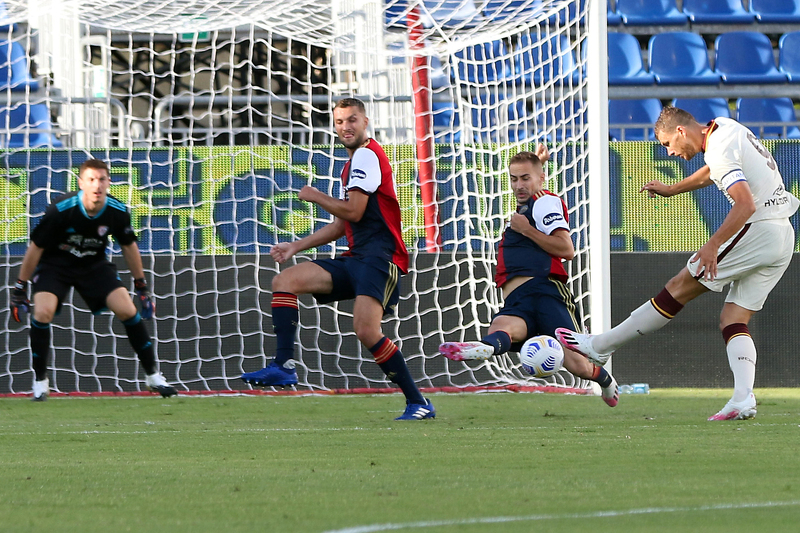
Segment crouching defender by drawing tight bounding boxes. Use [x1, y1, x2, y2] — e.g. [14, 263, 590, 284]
[10, 159, 177, 400]
[439, 146, 619, 407]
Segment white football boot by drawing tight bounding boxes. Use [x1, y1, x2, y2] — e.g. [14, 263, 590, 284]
[708, 393, 757, 421]
[555, 328, 613, 366]
[601, 373, 619, 408]
[32, 378, 49, 402]
[438, 342, 494, 361]
[145, 373, 178, 398]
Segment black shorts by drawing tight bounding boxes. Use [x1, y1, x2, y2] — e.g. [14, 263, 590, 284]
[495, 277, 582, 352]
[31, 261, 124, 314]
[312, 255, 402, 316]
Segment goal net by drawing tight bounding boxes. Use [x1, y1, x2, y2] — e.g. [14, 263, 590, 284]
[0, 0, 607, 395]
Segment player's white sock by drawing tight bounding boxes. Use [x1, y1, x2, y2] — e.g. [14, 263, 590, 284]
[593, 301, 671, 354]
[726, 334, 757, 403]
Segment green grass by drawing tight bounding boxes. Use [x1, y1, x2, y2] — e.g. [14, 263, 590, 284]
[1, 389, 799, 533]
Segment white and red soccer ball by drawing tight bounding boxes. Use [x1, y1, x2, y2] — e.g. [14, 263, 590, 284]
[519, 335, 564, 378]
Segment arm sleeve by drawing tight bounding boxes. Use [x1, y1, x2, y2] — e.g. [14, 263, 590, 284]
[532, 195, 569, 235]
[706, 136, 745, 189]
[345, 148, 381, 194]
[30, 207, 59, 249]
[112, 210, 138, 246]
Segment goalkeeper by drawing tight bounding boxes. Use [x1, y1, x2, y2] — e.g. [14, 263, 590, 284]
[9, 159, 177, 401]
[241, 98, 434, 420]
[439, 146, 619, 407]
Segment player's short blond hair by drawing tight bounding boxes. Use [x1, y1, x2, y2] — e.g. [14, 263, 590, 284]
[509, 151, 544, 167]
[655, 106, 696, 136]
[334, 97, 366, 114]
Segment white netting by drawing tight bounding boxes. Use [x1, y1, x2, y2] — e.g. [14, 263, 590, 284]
[0, 0, 601, 394]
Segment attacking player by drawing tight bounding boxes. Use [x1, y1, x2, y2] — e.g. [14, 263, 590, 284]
[557, 106, 798, 420]
[438, 146, 620, 407]
[240, 98, 434, 420]
[10, 159, 177, 400]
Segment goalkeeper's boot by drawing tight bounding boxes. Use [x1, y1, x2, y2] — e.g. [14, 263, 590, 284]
[708, 393, 757, 421]
[395, 398, 436, 420]
[32, 378, 49, 402]
[241, 361, 298, 387]
[145, 372, 179, 397]
[601, 373, 619, 408]
[555, 328, 613, 366]
[438, 342, 494, 361]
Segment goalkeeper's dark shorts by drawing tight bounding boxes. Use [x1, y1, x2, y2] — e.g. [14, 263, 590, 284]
[312, 255, 402, 316]
[494, 276, 582, 352]
[32, 261, 124, 314]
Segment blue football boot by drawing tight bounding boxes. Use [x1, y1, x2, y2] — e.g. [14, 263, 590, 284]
[241, 362, 298, 387]
[395, 398, 436, 420]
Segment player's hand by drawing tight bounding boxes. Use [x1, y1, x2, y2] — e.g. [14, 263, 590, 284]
[690, 242, 719, 281]
[509, 213, 532, 234]
[298, 185, 320, 203]
[640, 180, 672, 198]
[535, 143, 550, 163]
[133, 278, 155, 320]
[10, 279, 30, 323]
[270, 242, 297, 264]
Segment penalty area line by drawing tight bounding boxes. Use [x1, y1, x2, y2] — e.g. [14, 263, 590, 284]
[322, 500, 800, 533]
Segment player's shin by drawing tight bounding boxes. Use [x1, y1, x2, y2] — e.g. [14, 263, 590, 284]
[30, 319, 51, 381]
[122, 313, 157, 375]
[593, 288, 682, 353]
[370, 337, 425, 405]
[724, 324, 757, 402]
[272, 292, 299, 367]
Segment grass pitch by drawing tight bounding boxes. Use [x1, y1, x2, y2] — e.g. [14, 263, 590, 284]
[1, 389, 799, 533]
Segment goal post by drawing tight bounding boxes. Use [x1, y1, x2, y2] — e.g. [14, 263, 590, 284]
[0, 0, 608, 395]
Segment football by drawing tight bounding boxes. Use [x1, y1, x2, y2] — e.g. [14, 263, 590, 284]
[519, 335, 564, 378]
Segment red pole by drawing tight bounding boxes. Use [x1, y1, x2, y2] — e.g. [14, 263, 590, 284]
[406, 5, 440, 252]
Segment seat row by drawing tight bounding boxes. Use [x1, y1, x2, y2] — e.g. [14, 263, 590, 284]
[611, 30, 800, 86]
[609, 97, 800, 140]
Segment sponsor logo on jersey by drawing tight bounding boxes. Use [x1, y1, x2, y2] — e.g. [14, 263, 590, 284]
[351, 168, 367, 181]
[765, 196, 790, 207]
[98, 226, 109, 237]
[542, 213, 564, 225]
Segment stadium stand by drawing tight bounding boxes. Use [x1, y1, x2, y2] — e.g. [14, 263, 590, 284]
[714, 31, 787, 83]
[453, 39, 511, 84]
[514, 33, 581, 86]
[609, 98, 662, 140]
[648, 31, 719, 85]
[615, 0, 687, 26]
[736, 97, 800, 138]
[0, 39, 38, 91]
[608, 31, 655, 85]
[0, 103, 62, 148]
[778, 31, 800, 82]
[672, 98, 732, 122]
[682, 0, 754, 24]
[749, 0, 800, 23]
[607, 2, 622, 26]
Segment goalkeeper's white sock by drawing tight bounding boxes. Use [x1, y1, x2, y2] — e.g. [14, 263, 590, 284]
[724, 324, 756, 403]
[593, 301, 672, 354]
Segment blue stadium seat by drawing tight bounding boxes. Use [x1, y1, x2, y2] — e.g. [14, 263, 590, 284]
[470, 94, 529, 142]
[615, 0, 687, 26]
[608, 3, 622, 26]
[535, 99, 587, 141]
[385, 0, 484, 29]
[779, 31, 800, 83]
[0, 103, 62, 148]
[648, 32, 719, 85]
[0, 40, 39, 92]
[672, 98, 731, 123]
[607, 32, 655, 85]
[453, 39, 512, 84]
[514, 33, 580, 86]
[714, 32, 788, 84]
[608, 99, 662, 141]
[482, 0, 545, 23]
[432, 100, 461, 143]
[682, 0, 753, 24]
[736, 97, 800, 139]
[749, 0, 800, 23]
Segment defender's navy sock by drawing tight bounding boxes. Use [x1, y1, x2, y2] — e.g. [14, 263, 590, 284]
[591, 365, 613, 388]
[272, 292, 299, 367]
[481, 330, 512, 355]
[371, 337, 425, 405]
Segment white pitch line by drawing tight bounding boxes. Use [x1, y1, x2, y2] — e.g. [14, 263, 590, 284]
[322, 500, 800, 533]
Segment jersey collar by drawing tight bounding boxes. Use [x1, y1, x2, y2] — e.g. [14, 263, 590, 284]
[78, 191, 108, 219]
[701, 120, 718, 152]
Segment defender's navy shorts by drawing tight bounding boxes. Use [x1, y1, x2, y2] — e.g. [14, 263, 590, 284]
[312, 255, 402, 316]
[495, 277, 582, 352]
[32, 261, 124, 314]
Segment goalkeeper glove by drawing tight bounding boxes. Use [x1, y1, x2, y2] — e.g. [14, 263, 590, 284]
[10, 279, 30, 323]
[134, 277, 155, 320]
